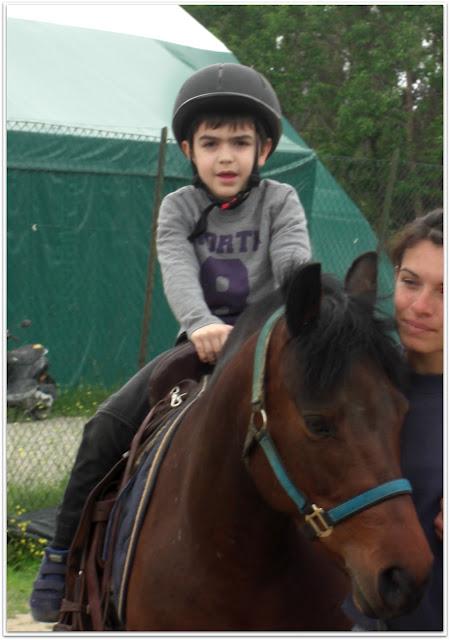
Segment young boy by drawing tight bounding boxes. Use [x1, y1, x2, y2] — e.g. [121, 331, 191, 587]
[29, 62, 311, 622]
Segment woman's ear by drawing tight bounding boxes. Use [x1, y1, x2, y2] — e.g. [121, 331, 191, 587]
[257, 139, 273, 167]
[181, 140, 192, 160]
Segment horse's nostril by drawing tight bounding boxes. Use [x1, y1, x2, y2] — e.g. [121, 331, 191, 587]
[378, 567, 424, 615]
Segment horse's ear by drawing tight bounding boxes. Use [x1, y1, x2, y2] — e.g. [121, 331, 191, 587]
[285, 262, 322, 338]
[345, 251, 378, 304]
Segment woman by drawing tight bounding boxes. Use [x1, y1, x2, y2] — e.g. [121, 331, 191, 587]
[386, 207, 443, 631]
[345, 208, 443, 631]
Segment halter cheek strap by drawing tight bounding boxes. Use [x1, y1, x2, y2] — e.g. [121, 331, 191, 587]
[243, 306, 412, 540]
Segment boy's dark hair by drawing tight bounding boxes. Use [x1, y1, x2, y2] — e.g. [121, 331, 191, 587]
[184, 111, 269, 150]
[389, 208, 443, 267]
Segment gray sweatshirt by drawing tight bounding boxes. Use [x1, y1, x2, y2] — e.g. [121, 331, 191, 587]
[157, 179, 311, 337]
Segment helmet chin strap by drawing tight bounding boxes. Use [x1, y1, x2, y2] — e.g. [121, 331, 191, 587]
[188, 149, 261, 243]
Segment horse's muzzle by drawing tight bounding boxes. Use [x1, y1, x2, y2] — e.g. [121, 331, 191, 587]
[352, 566, 429, 621]
[377, 566, 429, 618]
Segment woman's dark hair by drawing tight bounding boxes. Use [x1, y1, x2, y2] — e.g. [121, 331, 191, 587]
[389, 208, 443, 267]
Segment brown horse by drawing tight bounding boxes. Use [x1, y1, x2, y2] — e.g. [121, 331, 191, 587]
[124, 253, 432, 631]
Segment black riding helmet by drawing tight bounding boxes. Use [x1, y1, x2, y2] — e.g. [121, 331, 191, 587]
[173, 63, 283, 242]
[172, 63, 282, 154]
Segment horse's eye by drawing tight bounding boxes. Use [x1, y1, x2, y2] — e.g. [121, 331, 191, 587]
[303, 414, 334, 438]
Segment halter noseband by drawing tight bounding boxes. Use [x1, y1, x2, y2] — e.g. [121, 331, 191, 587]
[242, 307, 412, 540]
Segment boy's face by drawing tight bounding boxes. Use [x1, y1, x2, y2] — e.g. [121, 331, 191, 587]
[181, 121, 272, 200]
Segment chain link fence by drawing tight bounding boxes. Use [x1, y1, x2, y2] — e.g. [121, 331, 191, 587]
[321, 153, 443, 241]
[6, 417, 84, 513]
[6, 152, 443, 532]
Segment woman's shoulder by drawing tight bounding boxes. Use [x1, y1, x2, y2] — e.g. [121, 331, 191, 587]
[407, 371, 443, 397]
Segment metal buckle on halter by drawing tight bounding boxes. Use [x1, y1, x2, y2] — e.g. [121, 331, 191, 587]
[170, 386, 187, 408]
[304, 504, 333, 538]
[250, 407, 268, 433]
[243, 408, 268, 461]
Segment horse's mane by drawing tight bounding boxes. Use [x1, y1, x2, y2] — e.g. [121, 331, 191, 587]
[212, 264, 405, 398]
[211, 286, 283, 378]
[290, 273, 406, 400]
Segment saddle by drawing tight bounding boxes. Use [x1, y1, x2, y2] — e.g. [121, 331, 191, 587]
[54, 345, 210, 632]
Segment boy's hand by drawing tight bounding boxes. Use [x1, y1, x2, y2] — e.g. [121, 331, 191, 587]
[190, 324, 233, 364]
[434, 497, 443, 541]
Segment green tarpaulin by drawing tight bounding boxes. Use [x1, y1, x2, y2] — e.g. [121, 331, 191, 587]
[7, 16, 392, 388]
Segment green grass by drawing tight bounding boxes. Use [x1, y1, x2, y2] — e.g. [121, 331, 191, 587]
[7, 507, 50, 618]
[52, 384, 114, 417]
[7, 477, 69, 515]
[5, 384, 116, 618]
[7, 384, 114, 422]
[7, 552, 43, 617]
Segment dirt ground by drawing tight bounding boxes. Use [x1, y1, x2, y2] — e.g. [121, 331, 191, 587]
[6, 612, 54, 632]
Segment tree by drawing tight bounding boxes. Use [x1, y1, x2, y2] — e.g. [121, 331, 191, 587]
[186, 5, 443, 227]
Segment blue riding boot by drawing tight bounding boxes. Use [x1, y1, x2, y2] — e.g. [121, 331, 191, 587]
[29, 546, 69, 622]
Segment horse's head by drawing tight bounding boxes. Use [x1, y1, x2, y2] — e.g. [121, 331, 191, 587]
[244, 252, 433, 621]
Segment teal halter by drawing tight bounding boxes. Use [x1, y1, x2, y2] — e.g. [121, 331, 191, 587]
[243, 307, 412, 539]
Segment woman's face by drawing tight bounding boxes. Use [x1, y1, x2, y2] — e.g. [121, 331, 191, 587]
[394, 239, 443, 373]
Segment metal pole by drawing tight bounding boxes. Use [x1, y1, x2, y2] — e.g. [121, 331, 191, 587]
[377, 147, 399, 254]
[138, 127, 168, 369]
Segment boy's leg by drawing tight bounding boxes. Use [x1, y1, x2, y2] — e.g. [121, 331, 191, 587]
[54, 347, 168, 545]
[53, 340, 206, 544]
[29, 355, 160, 622]
[30, 341, 204, 622]
[51, 412, 137, 548]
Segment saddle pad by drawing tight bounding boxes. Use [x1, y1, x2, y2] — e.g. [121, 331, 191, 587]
[106, 377, 207, 623]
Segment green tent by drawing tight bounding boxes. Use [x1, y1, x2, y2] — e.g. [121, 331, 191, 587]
[7, 13, 392, 388]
